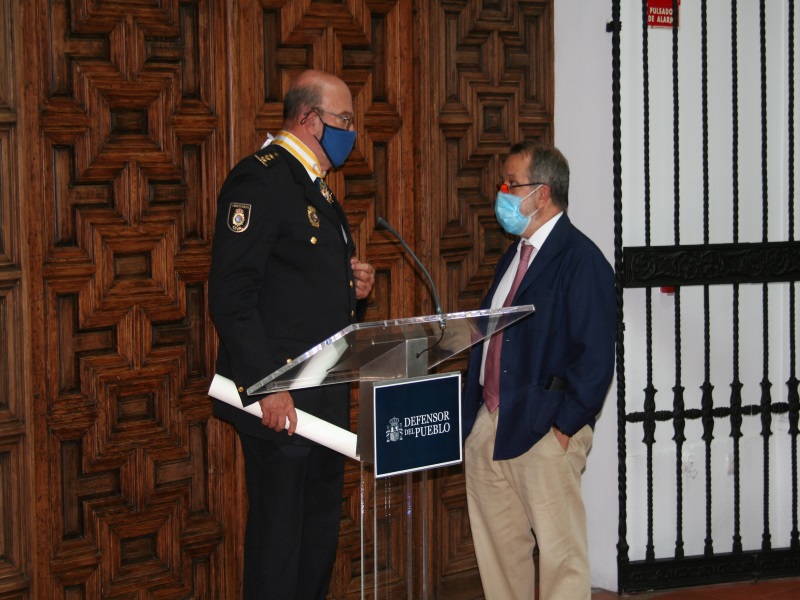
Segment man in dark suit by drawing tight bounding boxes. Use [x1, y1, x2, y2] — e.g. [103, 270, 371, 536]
[462, 143, 615, 600]
[209, 69, 375, 600]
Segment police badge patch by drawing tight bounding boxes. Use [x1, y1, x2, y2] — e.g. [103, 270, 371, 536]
[307, 205, 320, 228]
[227, 203, 251, 233]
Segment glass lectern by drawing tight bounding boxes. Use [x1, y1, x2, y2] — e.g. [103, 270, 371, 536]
[247, 305, 535, 598]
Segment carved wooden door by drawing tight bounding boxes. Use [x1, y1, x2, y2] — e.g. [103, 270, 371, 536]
[1, 0, 553, 598]
[8, 1, 236, 597]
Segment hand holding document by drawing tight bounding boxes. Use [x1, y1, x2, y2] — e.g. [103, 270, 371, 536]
[208, 374, 359, 460]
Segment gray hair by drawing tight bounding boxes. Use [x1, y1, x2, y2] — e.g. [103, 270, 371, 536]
[283, 83, 323, 123]
[509, 142, 570, 210]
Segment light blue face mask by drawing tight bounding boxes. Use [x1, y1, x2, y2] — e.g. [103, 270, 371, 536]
[494, 185, 541, 235]
[317, 122, 356, 168]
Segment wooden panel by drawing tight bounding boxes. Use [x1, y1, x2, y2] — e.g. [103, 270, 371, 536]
[417, 1, 554, 597]
[6, 0, 552, 597]
[422, 0, 554, 316]
[0, 0, 31, 597]
[0, 122, 22, 425]
[0, 279, 23, 426]
[0, 436, 28, 597]
[0, 125, 11, 270]
[26, 0, 232, 596]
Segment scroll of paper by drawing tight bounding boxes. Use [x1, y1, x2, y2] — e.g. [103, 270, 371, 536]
[208, 374, 359, 460]
[289, 336, 349, 389]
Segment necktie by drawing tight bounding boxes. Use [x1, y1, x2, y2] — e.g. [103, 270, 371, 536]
[482, 242, 534, 413]
[316, 177, 334, 204]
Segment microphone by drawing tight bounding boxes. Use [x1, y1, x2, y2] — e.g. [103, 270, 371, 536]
[376, 216, 446, 330]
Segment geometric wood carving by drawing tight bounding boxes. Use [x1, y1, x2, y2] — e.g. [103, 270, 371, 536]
[0, 282, 23, 419]
[425, 0, 555, 315]
[418, 1, 555, 597]
[1, 0, 31, 597]
[0, 126, 15, 268]
[0, 440, 27, 591]
[30, 0, 225, 597]
[11, 0, 553, 597]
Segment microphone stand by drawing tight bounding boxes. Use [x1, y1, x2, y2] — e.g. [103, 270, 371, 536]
[376, 216, 447, 334]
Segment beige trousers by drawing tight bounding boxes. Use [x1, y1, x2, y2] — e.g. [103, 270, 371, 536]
[465, 405, 593, 600]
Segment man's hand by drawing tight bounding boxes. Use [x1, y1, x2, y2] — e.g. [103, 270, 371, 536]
[553, 426, 570, 451]
[351, 256, 375, 300]
[259, 391, 297, 434]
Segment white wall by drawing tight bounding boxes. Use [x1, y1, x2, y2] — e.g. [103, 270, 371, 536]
[554, 1, 618, 592]
[555, 0, 798, 592]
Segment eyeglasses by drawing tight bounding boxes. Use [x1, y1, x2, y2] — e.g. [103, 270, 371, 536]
[496, 182, 544, 193]
[309, 108, 355, 130]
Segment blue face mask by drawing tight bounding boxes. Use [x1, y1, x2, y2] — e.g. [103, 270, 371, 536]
[494, 186, 541, 235]
[317, 122, 356, 168]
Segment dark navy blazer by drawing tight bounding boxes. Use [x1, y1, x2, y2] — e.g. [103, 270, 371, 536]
[462, 213, 616, 460]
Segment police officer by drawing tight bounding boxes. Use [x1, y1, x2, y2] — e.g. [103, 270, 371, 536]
[209, 69, 375, 600]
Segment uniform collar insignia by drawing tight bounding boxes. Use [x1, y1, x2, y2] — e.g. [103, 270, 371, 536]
[253, 148, 281, 169]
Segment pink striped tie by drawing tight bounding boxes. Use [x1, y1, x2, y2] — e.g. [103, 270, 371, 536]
[482, 242, 534, 413]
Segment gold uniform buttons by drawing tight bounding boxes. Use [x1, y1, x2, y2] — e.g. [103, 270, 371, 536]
[286, 358, 292, 364]
[237, 386, 244, 393]
[350, 280, 354, 287]
[310, 237, 317, 244]
[351, 310, 355, 317]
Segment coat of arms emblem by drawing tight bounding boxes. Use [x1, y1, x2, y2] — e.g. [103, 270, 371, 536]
[386, 417, 403, 442]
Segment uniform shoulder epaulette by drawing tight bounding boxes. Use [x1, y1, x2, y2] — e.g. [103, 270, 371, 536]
[253, 147, 282, 170]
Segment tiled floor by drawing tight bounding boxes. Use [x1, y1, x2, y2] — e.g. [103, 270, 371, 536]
[590, 576, 800, 599]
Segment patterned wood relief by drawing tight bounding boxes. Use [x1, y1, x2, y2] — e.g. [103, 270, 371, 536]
[6, 0, 552, 596]
[0, 135, 21, 423]
[419, 1, 554, 596]
[1, 0, 31, 597]
[31, 0, 227, 597]
[432, 0, 553, 314]
[0, 439, 27, 596]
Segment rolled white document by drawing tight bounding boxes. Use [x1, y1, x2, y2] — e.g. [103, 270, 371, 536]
[289, 336, 348, 390]
[208, 374, 359, 460]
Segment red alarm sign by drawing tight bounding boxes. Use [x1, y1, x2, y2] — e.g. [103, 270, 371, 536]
[648, 0, 680, 29]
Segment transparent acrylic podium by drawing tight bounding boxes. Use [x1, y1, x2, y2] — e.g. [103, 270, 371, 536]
[248, 305, 534, 598]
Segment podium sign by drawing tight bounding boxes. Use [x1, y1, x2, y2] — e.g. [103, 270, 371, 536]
[373, 372, 461, 478]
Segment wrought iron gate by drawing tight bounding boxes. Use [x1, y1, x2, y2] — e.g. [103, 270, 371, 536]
[611, 0, 800, 593]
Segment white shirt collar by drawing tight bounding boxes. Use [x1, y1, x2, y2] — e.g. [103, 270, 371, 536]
[524, 211, 563, 249]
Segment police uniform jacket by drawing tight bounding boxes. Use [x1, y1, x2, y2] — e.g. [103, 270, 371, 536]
[209, 144, 365, 442]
